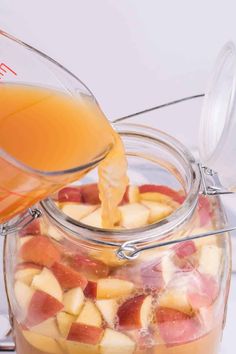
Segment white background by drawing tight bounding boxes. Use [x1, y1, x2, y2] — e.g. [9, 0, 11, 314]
[1, 1, 236, 353]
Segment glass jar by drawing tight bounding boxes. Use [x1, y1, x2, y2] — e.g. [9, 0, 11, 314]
[3, 122, 231, 354]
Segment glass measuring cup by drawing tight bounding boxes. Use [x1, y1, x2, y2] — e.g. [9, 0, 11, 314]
[0, 30, 113, 223]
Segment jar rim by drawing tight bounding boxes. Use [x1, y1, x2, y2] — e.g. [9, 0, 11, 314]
[40, 123, 201, 246]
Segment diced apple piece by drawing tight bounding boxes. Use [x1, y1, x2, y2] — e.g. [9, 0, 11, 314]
[100, 328, 135, 354]
[19, 218, 41, 237]
[57, 312, 75, 337]
[118, 295, 152, 329]
[80, 208, 103, 228]
[76, 300, 102, 327]
[32, 268, 63, 302]
[51, 262, 87, 290]
[96, 299, 118, 327]
[67, 322, 104, 344]
[173, 240, 197, 259]
[140, 192, 173, 204]
[158, 289, 192, 314]
[118, 203, 149, 228]
[63, 287, 84, 315]
[156, 307, 200, 345]
[72, 254, 109, 279]
[58, 187, 82, 203]
[161, 255, 176, 285]
[31, 317, 60, 338]
[139, 185, 185, 204]
[61, 203, 98, 221]
[22, 330, 63, 354]
[15, 263, 42, 285]
[19, 235, 61, 267]
[141, 200, 173, 223]
[90, 249, 127, 267]
[59, 338, 100, 354]
[25, 290, 64, 327]
[46, 225, 64, 241]
[14, 281, 35, 311]
[81, 183, 100, 204]
[188, 273, 219, 309]
[97, 278, 134, 299]
[121, 185, 140, 204]
[84, 281, 97, 299]
[198, 245, 222, 277]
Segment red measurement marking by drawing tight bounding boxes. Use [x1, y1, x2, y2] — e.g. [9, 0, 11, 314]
[0, 63, 17, 80]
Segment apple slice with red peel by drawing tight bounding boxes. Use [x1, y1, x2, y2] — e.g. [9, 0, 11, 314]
[100, 328, 135, 354]
[76, 300, 102, 327]
[14, 281, 35, 312]
[188, 273, 219, 309]
[173, 240, 197, 259]
[61, 203, 98, 221]
[22, 330, 63, 354]
[19, 218, 41, 237]
[156, 307, 200, 345]
[198, 245, 222, 277]
[96, 299, 118, 327]
[97, 278, 134, 299]
[63, 287, 84, 315]
[81, 183, 100, 204]
[72, 254, 109, 279]
[19, 235, 61, 267]
[139, 185, 185, 204]
[25, 290, 63, 327]
[30, 317, 60, 338]
[120, 185, 140, 204]
[58, 187, 82, 203]
[57, 312, 75, 337]
[80, 208, 103, 228]
[84, 281, 97, 299]
[15, 263, 42, 285]
[51, 262, 87, 290]
[158, 288, 192, 314]
[45, 225, 64, 242]
[67, 322, 104, 345]
[31, 267, 63, 302]
[118, 203, 150, 228]
[118, 295, 152, 330]
[141, 200, 173, 223]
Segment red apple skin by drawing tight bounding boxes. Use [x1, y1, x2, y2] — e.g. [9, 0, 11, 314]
[139, 185, 185, 204]
[141, 260, 164, 291]
[198, 195, 211, 226]
[19, 236, 61, 267]
[156, 307, 200, 345]
[25, 290, 63, 327]
[188, 273, 219, 309]
[15, 262, 42, 272]
[84, 281, 97, 299]
[117, 295, 149, 330]
[174, 241, 197, 259]
[72, 254, 109, 278]
[58, 187, 82, 203]
[81, 184, 100, 204]
[67, 323, 104, 345]
[19, 219, 41, 237]
[50, 262, 87, 290]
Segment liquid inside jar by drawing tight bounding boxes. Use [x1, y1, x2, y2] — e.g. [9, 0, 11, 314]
[10, 182, 228, 354]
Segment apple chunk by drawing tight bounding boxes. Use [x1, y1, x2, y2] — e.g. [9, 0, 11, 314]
[100, 328, 135, 354]
[96, 299, 118, 327]
[31, 268, 63, 302]
[139, 185, 185, 204]
[57, 312, 75, 337]
[14, 281, 35, 312]
[15, 263, 42, 285]
[80, 207, 120, 228]
[63, 287, 84, 315]
[51, 262, 87, 290]
[58, 187, 82, 203]
[118, 203, 150, 228]
[81, 183, 100, 204]
[25, 290, 63, 327]
[118, 295, 152, 330]
[67, 322, 104, 345]
[97, 278, 134, 299]
[61, 203, 97, 221]
[19, 235, 61, 267]
[198, 245, 222, 277]
[76, 300, 102, 327]
[121, 185, 140, 204]
[141, 200, 173, 223]
[22, 330, 63, 354]
[158, 288, 192, 314]
[31, 317, 61, 338]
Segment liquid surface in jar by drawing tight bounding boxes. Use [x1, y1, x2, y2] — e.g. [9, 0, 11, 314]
[0, 84, 128, 225]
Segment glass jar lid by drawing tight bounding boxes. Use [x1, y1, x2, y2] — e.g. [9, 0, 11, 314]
[199, 42, 236, 190]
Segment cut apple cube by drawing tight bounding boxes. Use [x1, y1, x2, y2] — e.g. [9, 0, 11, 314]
[100, 328, 135, 354]
[118, 203, 150, 228]
[31, 317, 61, 338]
[59, 338, 100, 354]
[14, 281, 35, 311]
[31, 268, 63, 302]
[96, 299, 118, 327]
[58, 187, 82, 203]
[198, 245, 222, 277]
[51, 262, 87, 290]
[121, 185, 140, 204]
[22, 330, 63, 354]
[161, 256, 176, 285]
[46, 225, 64, 242]
[141, 200, 173, 223]
[97, 278, 134, 299]
[118, 295, 152, 330]
[18, 236, 33, 248]
[57, 312, 75, 337]
[61, 203, 97, 221]
[63, 287, 84, 315]
[76, 300, 102, 327]
[140, 192, 172, 204]
[15, 263, 42, 285]
[158, 289, 192, 314]
[80, 208, 103, 228]
[67, 322, 104, 345]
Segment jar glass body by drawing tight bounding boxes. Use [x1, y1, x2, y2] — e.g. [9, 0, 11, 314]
[4, 124, 231, 354]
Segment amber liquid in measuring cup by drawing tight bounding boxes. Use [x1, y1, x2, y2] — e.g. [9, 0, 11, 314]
[0, 84, 127, 224]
